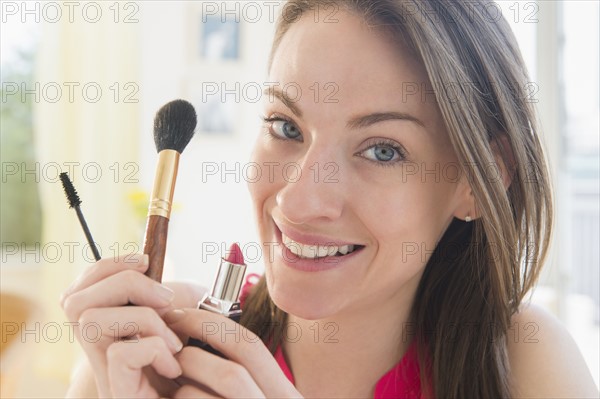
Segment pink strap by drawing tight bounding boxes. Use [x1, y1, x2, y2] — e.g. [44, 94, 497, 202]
[238, 273, 427, 397]
[239, 273, 261, 308]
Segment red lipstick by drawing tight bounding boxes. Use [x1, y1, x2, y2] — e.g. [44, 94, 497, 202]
[188, 243, 247, 355]
[225, 242, 244, 265]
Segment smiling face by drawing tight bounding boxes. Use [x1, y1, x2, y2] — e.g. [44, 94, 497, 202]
[248, 11, 472, 320]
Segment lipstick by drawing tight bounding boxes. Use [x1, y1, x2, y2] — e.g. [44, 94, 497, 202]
[188, 243, 247, 356]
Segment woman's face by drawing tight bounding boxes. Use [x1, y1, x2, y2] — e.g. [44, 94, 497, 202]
[248, 11, 470, 320]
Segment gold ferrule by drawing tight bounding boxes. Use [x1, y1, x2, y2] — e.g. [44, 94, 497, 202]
[147, 149, 180, 219]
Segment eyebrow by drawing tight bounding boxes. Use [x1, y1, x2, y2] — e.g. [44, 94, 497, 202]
[264, 87, 303, 118]
[346, 112, 425, 130]
[264, 86, 425, 129]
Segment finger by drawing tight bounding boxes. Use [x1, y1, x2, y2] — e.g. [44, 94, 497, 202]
[78, 306, 183, 353]
[174, 384, 220, 399]
[165, 309, 300, 397]
[176, 346, 265, 398]
[60, 253, 149, 306]
[63, 270, 174, 322]
[107, 336, 182, 398]
[163, 281, 209, 309]
[159, 282, 209, 344]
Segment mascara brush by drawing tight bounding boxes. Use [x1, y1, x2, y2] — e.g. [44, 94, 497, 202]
[59, 172, 101, 261]
[143, 99, 197, 282]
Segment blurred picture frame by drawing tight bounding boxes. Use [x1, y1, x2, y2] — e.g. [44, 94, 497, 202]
[183, 5, 244, 137]
[200, 15, 240, 61]
[197, 94, 236, 135]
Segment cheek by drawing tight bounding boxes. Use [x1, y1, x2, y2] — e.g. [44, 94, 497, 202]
[246, 140, 287, 238]
[246, 143, 269, 238]
[247, 141, 272, 204]
[247, 134, 299, 207]
[356, 177, 456, 265]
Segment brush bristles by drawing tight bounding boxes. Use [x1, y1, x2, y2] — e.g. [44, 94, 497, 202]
[60, 172, 81, 208]
[153, 99, 197, 153]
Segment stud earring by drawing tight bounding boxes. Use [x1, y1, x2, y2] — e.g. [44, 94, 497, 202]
[465, 214, 472, 222]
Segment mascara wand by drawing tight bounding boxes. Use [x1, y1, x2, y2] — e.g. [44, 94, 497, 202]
[59, 172, 101, 261]
[143, 99, 197, 282]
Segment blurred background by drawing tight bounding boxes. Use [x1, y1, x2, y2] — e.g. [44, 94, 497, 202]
[1, 0, 598, 397]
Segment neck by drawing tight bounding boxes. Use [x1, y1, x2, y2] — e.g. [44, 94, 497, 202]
[283, 273, 421, 397]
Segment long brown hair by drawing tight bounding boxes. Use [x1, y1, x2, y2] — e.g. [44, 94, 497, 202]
[241, 1, 553, 397]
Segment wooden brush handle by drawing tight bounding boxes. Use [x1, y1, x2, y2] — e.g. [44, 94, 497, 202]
[143, 215, 170, 282]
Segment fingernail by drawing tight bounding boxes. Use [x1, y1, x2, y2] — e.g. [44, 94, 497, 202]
[128, 253, 148, 267]
[164, 309, 186, 324]
[154, 284, 175, 302]
[137, 253, 149, 266]
[168, 330, 184, 353]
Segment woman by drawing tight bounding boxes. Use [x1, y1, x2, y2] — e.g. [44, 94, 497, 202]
[63, 0, 598, 397]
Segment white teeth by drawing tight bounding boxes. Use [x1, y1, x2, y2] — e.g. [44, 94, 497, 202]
[338, 244, 354, 255]
[282, 233, 355, 259]
[316, 246, 329, 257]
[326, 246, 338, 257]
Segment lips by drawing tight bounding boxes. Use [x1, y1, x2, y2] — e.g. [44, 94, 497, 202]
[282, 233, 363, 258]
[272, 221, 366, 271]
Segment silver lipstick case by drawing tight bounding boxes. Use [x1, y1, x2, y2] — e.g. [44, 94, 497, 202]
[198, 255, 247, 317]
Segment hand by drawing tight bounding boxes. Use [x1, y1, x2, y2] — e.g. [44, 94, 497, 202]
[162, 308, 303, 398]
[61, 254, 206, 398]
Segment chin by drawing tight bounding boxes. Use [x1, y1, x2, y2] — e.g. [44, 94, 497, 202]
[266, 269, 346, 321]
[272, 292, 338, 321]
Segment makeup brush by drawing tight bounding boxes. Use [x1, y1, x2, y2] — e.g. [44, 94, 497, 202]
[143, 99, 197, 282]
[59, 172, 101, 261]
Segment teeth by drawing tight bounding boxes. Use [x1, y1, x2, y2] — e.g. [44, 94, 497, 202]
[282, 233, 355, 259]
[338, 244, 354, 255]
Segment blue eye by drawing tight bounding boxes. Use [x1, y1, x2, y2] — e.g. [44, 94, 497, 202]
[358, 140, 405, 167]
[262, 116, 302, 141]
[365, 145, 397, 162]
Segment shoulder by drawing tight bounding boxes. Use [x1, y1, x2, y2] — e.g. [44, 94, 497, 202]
[507, 302, 599, 398]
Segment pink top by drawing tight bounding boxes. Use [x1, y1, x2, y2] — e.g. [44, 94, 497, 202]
[240, 274, 425, 398]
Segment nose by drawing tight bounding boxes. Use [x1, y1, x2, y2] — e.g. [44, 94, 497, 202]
[276, 148, 345, 225]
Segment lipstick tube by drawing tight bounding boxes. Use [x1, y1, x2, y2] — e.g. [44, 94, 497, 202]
[188, 243, 246, 356]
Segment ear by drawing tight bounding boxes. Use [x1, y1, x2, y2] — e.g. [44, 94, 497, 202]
[453, 134, 515, 222]
[490, 133, 516, 191]
[452, 176, 478, 222]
